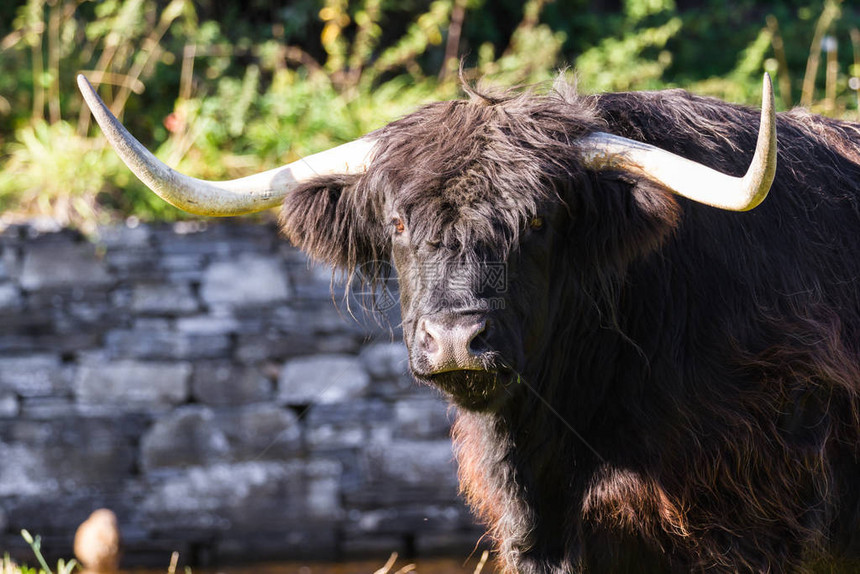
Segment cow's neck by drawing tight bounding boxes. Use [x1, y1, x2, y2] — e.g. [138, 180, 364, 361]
[453, 375, 610, 571]
[451, 297, 636, 571]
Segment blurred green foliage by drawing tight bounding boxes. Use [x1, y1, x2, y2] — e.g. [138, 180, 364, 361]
[0, 0, 857, 229]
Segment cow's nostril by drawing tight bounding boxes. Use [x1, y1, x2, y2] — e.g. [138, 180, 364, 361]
[467, 319, 490, 354]
[420, 319, 440, 354]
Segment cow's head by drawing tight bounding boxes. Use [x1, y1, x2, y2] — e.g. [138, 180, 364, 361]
[78, 75, 776, 412]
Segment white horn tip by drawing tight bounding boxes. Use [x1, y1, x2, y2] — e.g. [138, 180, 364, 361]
[77, 74, 92, 94]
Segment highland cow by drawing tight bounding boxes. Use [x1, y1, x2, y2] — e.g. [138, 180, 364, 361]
[78, 73, 860, 572]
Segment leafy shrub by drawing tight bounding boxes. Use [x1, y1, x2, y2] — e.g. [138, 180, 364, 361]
[0, 0, 857, 229]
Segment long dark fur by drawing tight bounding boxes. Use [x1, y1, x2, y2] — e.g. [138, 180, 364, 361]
[281, 80, 860, 572]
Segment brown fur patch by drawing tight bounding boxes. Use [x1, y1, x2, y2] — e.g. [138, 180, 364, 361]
[582, 466, 691, 545]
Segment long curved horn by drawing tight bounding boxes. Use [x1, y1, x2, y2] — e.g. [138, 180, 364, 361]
[578, 73, 777, 212]
[77, 74, 376, 216]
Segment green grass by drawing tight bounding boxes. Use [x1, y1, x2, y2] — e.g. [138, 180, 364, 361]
[1, 531, 76, 574]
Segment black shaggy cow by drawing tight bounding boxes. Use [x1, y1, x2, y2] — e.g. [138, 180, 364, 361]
[78, 73, 860, 572]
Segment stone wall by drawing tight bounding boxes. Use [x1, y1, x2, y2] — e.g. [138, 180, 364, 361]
[0, 221, 482, 566]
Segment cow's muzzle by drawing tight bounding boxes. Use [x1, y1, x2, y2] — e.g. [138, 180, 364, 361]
[415, 314, 493, 374]
[410, 312, 518, 411]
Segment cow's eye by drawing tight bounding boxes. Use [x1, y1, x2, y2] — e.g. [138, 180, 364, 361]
[392, 217, 405, 235]
[529, 217, 544, 231]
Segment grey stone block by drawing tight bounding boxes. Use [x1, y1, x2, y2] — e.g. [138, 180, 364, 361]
[0, 393, 19, 417]
[305, 400, 392, 450]
[161, 253, 207, 282]
[316, 333, 362, 354]
[0, 355, 68, 397]
[365, 439, 459, 489]
[64, 292, 120, 325]
[19, 397, 76, 418]
[191, 362, 272, 405]
[200, 254, 290, 307]
[290, 264, 344, 300]
[96, 222, 152, 249]
[153, 221, 275, 257]
[216, 404, 302, 461]
[19, 242, 112, 290]
[393, 398, 453, 440]
[270, 305, 367, 335]
[140, 404, 301, 470]
[0, 306, 53, 335]
[75, 360, 191, 407]
[176, 313, 239, 336]
[307, 468, 341, 520]
[0, 442, 51, 496]
[141, 460, 340, 530]
[131, 283, 200, 315]
[278, 354, 370, 405]
[0, 282, 21, 310]
[306, 400, 392, 425]
[306, 423, 370, 450]
[134, 317, 170, 330]
[235, 332, 318, 363]
[0, 417, 136, 494]
[105, 328, 231, 360]
[0, 332, 101, 355]
[140, 407, 230, 470]
[277, 243, 314, 265]
[0, 245, 20, 280]
[360, 342, 410, 379]
[103, 249, 163, 281]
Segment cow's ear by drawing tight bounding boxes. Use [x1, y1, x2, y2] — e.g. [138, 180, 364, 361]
[279, 174, 386, 272]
